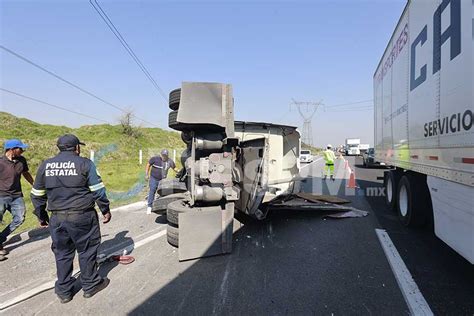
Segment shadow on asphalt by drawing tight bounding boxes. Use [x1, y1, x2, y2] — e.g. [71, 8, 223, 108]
[4, 227, 50, 252]
[353, 164, 392, 170]
[98, 230, 134, 278]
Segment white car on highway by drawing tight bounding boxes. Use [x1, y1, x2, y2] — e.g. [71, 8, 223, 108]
[299, 150, 313, 163]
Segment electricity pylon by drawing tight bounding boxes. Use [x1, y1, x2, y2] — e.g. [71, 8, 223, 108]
[291, 99, 322, 147]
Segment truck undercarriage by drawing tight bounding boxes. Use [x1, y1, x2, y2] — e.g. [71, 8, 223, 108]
[159, 82, 366, 261]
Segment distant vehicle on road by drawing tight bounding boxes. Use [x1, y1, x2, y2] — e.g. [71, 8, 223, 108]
[362, 148, 385, 168]
[374, 0, 473, 263]
[299, 150, 313, 163]
[359, 144, 370, 154]
[345, 138, 360, 156]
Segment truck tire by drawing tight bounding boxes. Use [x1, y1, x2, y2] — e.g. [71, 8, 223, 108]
[166, 199, 222, 226]
[168, 110, 225, 132]
[384, 170, 401, 211]
[152, 193, 186, 212]
[181, 131, 192, 145]
[169, 88, 181, 111]
[169, 110, 196, 131]
[157, 178, 187, 196]
[167, 224, 179, 247]
[168, 110, 185, 131]
[397, 173, 430, 227]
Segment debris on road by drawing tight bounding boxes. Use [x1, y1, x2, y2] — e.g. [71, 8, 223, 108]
[323, 208, 369, 219]
[266, 193, 368, 219]
[97, 252, 135, 265]
[295, 192, 351, 204]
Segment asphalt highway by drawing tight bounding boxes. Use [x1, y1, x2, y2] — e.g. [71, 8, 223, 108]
[1, 156, 472, 315]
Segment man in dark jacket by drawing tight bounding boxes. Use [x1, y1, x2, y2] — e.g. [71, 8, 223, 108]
[0, 139, 34, 261]
[31, 134, 112, 303]
[145, 149, 179, 214]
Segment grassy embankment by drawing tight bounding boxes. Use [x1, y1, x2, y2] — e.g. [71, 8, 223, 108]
[301, 143, 323, 155]
[0, 112, 183, 233]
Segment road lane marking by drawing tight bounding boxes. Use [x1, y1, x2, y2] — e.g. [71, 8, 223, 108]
[212, 257, 232, 315]
[111, 201, 147, 212]
[0, 228, 167, 311]
[5, 202, 147, 247]
[300, 157, 323, 170]
[375, 229, 433, 316]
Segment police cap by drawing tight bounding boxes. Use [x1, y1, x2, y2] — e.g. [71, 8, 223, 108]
[57, 134, 86, 151]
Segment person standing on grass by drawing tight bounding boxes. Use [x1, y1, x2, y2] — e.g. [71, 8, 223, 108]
[0, 139, 34, 261]
[31, 134, 112, 303]
[145, 149, 179, 215]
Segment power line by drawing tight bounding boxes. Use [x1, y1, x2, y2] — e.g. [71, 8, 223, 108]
[0, 45, 157, 126]
[1, 88, 110, 123]
[325, 106, 373, 112]
[324, 99, 373, 109]
[90, 0, 168, 101]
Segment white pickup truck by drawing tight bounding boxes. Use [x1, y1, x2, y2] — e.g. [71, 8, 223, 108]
[299, 150, 313, 163]
[374, 0, 473, 263]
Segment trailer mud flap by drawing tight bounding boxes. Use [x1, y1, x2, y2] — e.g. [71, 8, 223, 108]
[178, 202, 234, 261]
[237, 137, 269, 218]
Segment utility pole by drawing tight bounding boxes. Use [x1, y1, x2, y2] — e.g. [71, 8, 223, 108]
[291, 99, 323, 147]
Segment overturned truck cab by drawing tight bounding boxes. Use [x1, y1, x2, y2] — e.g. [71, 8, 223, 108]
[164, 82, 301, 261]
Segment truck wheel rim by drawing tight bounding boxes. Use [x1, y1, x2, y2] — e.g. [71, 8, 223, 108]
[399, 185, 408, 217]
[387, 180, 393, 203]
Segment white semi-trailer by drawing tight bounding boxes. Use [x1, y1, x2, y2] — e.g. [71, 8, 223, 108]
[374, 0, 473, 263]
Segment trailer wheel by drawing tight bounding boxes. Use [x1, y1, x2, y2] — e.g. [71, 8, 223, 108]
[166, 200, 222, 226]
[157, 178, 187, 196]
[168, 110, 186, 131]
[169, 88, 181, 110]
[168, 110, 226, 132]
[167, 200, 192, 226]
[167, 224, 179, 247]
[168, 110, 198, 131]
[152, 193, 186, 213]
[384, 170, 401, 211]
[181, 131, 192, 145]
[397, 173, 430, 227]
[157, 179, 186, 197]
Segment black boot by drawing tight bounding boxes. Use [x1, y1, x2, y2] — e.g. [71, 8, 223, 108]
[57, 294, 73, 304]
[0, 244, 8, 256]
[83, 278, 110, 298]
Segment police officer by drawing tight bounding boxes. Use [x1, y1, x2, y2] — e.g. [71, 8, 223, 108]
[31, 134, 112, 303]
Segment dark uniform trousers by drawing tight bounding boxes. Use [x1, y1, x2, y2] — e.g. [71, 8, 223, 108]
[49, 208, 101, 296]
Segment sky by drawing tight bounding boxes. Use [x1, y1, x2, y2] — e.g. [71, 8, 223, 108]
[0, 0, 406, 148]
